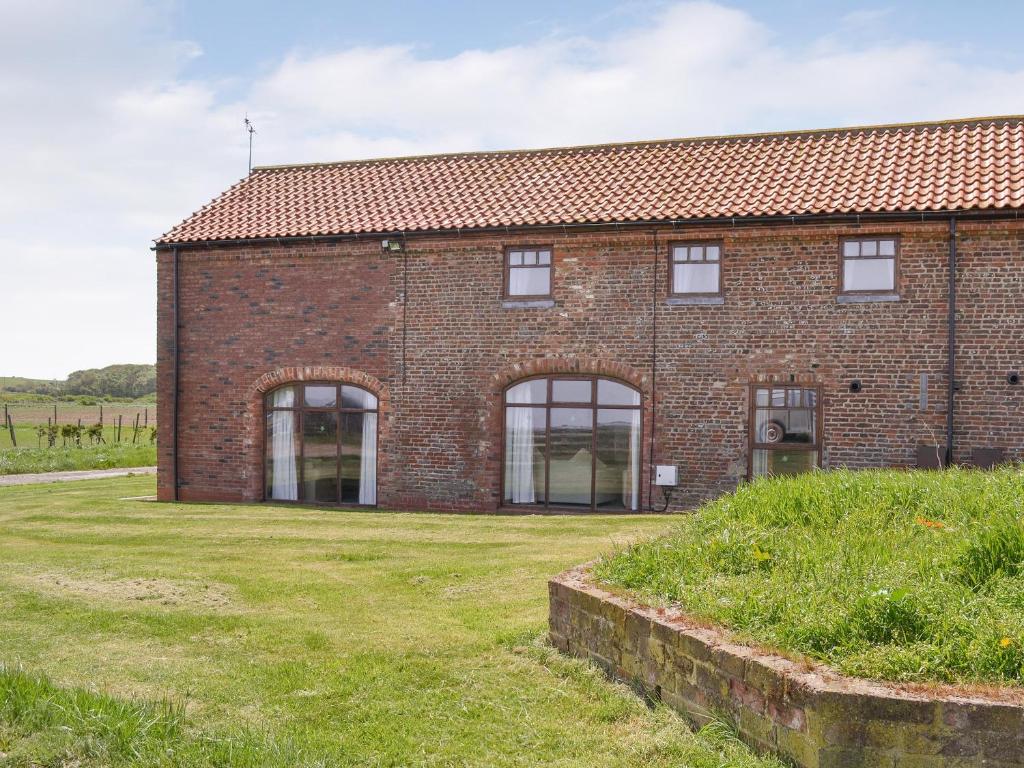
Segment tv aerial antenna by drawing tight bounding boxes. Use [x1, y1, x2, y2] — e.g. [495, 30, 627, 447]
[244, 115, 256, 173]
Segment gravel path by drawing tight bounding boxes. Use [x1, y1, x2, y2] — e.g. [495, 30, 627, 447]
[0, 466, 157, 486]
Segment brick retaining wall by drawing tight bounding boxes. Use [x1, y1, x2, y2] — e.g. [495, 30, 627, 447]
[549, 565, 1024, 767]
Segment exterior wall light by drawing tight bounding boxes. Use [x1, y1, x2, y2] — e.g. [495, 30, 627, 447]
[1009, 372, 1021, 385]
[381, 239, 404, 253]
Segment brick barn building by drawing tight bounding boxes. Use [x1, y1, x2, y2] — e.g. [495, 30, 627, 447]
[155, 116, 1024, 512]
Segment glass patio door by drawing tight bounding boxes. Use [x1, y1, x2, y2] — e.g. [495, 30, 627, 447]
[265, 383, 378, 505]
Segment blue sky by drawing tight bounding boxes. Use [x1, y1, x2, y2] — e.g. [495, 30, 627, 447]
[3, 0, 1024, 378]
[173, 1, 1024, 79]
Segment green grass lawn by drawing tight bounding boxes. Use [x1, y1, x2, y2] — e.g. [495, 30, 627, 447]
[597, 467, 1024, 687]
[0, 477, 778, 767]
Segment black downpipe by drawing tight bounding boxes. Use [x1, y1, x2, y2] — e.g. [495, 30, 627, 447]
[172, 246, 180, 501]
[648, 229, 660, 511]
[402, 237, 409, 388]
[946, 217, 957, 466]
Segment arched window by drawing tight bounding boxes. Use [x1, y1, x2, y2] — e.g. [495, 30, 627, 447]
[265, 383, 378, 505]
[503, 376, 641, 511]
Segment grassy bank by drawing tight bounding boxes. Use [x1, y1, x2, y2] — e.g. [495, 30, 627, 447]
[0, 477, 776, 767]
[596, 467, 1024, 686]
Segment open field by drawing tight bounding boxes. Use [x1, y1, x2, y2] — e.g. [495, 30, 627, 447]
[597, 467, 1024, 686]
[0, 477, 776, 767]
[0, 403, 155, 450]
[1, 422, 154, 449]
[0, 409, 157, 473]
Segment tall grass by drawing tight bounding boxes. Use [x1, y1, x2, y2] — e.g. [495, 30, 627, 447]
[0, 664, 321, 767]
[0, 443, 156, 475]
[957, 512, 1024, 591]
[0, 661, 780, 768]
[595, 466, 1024, 685]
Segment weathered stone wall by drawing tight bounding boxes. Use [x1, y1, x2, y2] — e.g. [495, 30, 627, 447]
[549, 565, 1024, 767]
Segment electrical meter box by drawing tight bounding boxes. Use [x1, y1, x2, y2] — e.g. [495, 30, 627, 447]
[654, 465, 678, 486]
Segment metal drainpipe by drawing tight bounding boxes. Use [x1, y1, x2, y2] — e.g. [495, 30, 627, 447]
[402, 236, 409, 389]
[172, 246, 180, 501]
[946, 217, 957, 466]
[648, 229, 659, 511]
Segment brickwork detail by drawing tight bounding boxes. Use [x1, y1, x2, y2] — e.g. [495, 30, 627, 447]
[156, 219, 1024, 510]
[549, 565, 1024, 767]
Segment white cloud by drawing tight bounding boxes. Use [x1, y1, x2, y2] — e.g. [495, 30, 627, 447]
[247, 1, 1024, 156]
[3, 0, 1023, 378]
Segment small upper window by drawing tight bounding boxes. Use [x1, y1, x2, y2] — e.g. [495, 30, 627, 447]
[841, 237, 897, 293]
[506, 247, 552, 298]
[670, 242, 722, 296]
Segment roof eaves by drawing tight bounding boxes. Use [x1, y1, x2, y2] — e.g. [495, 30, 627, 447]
[153, 205, 1024, 249]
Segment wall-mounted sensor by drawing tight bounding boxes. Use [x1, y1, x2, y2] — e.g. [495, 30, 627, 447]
[849, 379, 862, 393]
[1009, 372, 1021, 385]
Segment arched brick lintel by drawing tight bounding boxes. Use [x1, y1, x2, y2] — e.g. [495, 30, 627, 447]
[250, 365, 390, 402]
[243, 366, 391, 501]
[490, 357, 651, 395]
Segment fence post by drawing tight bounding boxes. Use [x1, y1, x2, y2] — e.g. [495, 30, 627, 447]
[144, 408, 148, 428]
[53, 404, 57, 425]
[117, 415, 123, 443]
[6, 412, 15, 447]
[100, 404, 104, 424]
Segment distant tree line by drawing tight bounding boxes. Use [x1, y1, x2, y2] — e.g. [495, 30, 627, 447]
[2, 364, 156, 400]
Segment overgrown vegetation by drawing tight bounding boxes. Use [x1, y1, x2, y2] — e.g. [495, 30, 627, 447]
[0, 477, 778, 767]
[596, 466, 1024, 686]
[0, 376, 62, 398]
[64, 364, 156, 399]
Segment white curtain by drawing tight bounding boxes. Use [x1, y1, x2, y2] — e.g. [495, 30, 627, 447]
[674, 263, 719, 294]
[359, 412, 377, 505]
[269, 388, 297, 500]
[752, 449, 769, 477]
[628, 409, 641, 511]
[507, 385, 536, 503]
[508, 269, 531, 296]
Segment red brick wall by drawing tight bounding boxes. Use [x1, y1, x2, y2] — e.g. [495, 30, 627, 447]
[157, 241, 395, 502]
[156, 218, 1024, 510]
[956, 222, 1024, 462]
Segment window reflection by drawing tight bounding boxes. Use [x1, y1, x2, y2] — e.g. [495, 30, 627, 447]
[504, 376, 641, 510]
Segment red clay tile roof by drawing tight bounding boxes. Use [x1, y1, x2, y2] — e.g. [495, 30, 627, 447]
[159, 116, 1024, 244]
